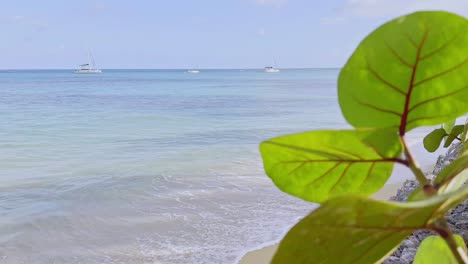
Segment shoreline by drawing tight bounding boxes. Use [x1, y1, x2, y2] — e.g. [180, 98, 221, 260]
[238, 182, 404, 264]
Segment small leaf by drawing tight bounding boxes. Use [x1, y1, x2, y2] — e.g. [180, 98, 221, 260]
[414, 235, 467, 264]
[423, 128, 447, 152]
[443, 120, 456, 134]
[260, 129, 403, 203]
[338, 11, 468, 133]
[444, 125, 465, 147]
[435, 151, 468, 194]
[461, 118, 468, 142]
[273, 186, 468, 264]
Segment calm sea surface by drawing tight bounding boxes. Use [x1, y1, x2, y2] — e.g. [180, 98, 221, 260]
[0, 69, 428, 263]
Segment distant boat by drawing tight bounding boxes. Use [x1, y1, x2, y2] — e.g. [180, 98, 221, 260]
[187, 69, 200, 74]
[264, 58, 280, 73]
[264, 66, 280, 73]
[74, 51, 102, 74]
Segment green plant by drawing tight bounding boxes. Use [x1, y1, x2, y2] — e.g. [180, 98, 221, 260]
[423, 119, 467, 152]
[260, 11, 468, 263]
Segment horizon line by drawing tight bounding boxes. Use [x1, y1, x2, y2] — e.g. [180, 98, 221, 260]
[0, 67, 342, 71]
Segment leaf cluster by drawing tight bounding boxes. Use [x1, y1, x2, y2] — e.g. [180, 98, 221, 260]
[423, 119, 467, 152]
[259, 11, 468, 263]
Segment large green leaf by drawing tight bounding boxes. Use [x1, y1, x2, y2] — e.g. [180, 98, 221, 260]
[338, 11, 468, 134]
[423, 128, 447, 152]
[260, 129, 403, 203]
[414, 235, 467, 264]
[273, 186, 468, 264]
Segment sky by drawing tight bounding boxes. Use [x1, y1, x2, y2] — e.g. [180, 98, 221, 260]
[1, 0, 468, 69]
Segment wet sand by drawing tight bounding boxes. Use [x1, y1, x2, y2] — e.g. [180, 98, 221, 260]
[238, 182, 404, 264]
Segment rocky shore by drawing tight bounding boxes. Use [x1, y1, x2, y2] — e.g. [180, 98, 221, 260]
[384, 143, 466, 264]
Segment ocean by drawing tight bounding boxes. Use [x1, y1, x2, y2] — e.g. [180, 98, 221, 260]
[0, 69, 432, 263]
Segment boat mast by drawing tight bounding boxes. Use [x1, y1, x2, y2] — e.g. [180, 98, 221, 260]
[88, 50, 97, 70]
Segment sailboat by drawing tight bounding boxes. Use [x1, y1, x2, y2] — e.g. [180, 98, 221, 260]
[74, 50, 102, 74]
[264, 58, 280, 73]
[264, 66, 279, 73]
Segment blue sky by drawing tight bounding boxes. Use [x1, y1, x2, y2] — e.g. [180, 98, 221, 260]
[1, 0, 467, 69]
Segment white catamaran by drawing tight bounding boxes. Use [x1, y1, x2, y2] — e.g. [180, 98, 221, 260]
[264, 66, 279, 73]
[75, 51, 102, 74]
[264, 59, 280, 73]
[265, 60, 279, 73]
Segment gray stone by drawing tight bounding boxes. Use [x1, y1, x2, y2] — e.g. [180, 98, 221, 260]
[383, 256, 401, 264]
[432, 143, 463, 175]
[389, 180, 419, 202]
[400, 248, 417, 263]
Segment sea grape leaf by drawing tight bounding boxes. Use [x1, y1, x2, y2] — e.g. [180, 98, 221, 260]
[443, 124, 465, 147]
[423, 128, 446, 152]
[338, 11, 468, 134]
[461, 118, 468, 142]
[273, 186, 468, 264]
[443, 120, 456, 134]
[435, 151, 468, 194]
[259, 129, 403, 203]
[414, 235, 467, 264]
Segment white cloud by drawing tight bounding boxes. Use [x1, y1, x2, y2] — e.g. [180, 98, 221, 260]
[255, 0, 287, 8]
[322, 0, 468, 24]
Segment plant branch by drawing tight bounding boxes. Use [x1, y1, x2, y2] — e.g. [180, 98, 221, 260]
[401, 136, 430, 186]
[435, 219, 468, 264]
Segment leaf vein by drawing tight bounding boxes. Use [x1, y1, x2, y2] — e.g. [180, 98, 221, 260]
[264, 141, 344, 160]
[355, 97, 402, 117]
[327, 146, 365, 160]
[385, 41, 413, 68]
[420, 31, 462, 61]
[358, 162, 376, 190]
[306, 162, 342, 188]
[406, 115, 454, 127]
[280, 158, 403, 164]
[399, 25, 429, 135]
[287, 162, 308, 177]
[413, 56, 468, 87]
[329, 163, 352, 193]
[405, 33, 419, 49]
[368, 65, 407, 95]
[408, 85, 468, 113]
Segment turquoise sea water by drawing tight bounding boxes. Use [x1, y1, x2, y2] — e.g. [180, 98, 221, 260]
[0, 69, 427, 263]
